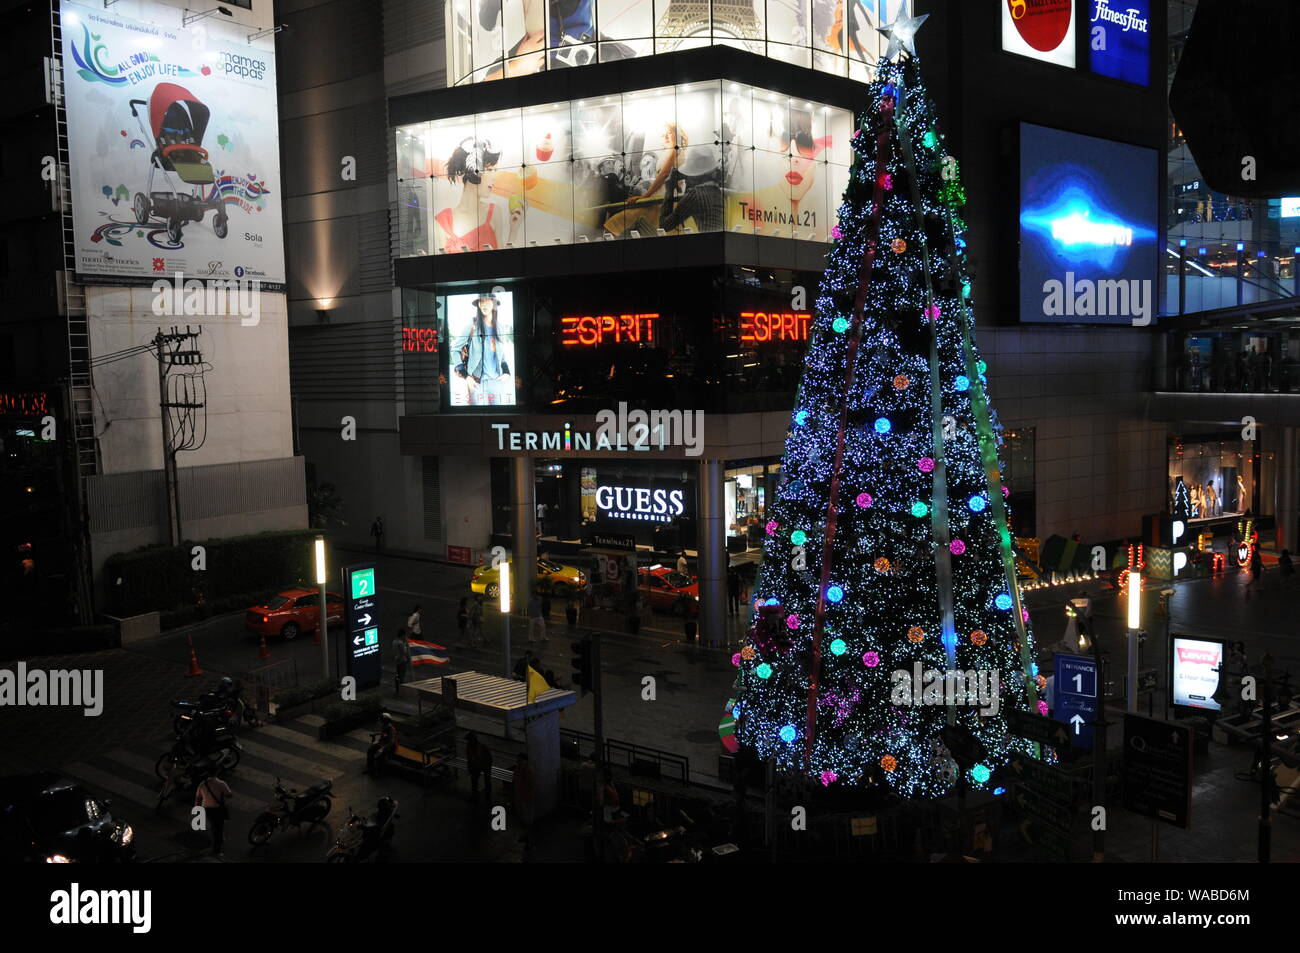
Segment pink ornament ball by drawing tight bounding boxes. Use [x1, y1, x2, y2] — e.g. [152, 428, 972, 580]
[1022, 609, 1030, 622]
[925, 304, 941, 322]
[819, 770, 838, 787]
[918, 457, 935, 473]
[856, 492, 873, 508]
[1037, 700, 1049, 716]
[831, 225, 843, 240]
[786, 614, 800, 630]
[766, 520, 779, 536]
[878, 173, 893, 190]
[1002, 485, 1011, 498]
[863, 651, 880, 668]
[732, 653, 743, 667]
[949, 539, 966, 555]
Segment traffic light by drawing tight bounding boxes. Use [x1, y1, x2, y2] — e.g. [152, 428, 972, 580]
[570, 637, 593, 695]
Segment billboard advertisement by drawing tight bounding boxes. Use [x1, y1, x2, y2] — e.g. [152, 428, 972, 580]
[60, 3, 284, 288]
[446, 0, 910, 86]
[1018, 123, 1159, 324]
[396, 81, 853, 255]
[1170, 635, 1224, 712]
[1088, 0, 1150, 85]
[445, 290, 518, 407]
[1002, 0, 1076, 69]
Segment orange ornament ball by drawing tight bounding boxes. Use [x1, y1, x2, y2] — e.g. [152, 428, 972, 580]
[740, 644, 757, 660]
[874, 557, 891, 573]
[907, 626, 925, 644]
[890, 238, 907, 254]
[880, 754, 898, 772]
[970, 630, 988, 646]
[893, 375, 910, 390]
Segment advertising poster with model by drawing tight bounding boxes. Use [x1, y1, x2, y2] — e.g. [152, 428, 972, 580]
[445, 290, 518, 407]
[60, 3, 285, 288]
[394, 82, 852, 255]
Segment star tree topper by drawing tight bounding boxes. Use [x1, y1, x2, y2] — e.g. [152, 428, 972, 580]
[878, 12, 930, 61]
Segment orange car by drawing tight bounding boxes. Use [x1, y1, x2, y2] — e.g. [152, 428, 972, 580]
[638, 565, 700, 615]
[245, 588, 344, 640]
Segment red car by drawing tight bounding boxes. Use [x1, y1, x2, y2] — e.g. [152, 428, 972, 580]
[245, 588, 343, 640]
[638, 565, 700, 615]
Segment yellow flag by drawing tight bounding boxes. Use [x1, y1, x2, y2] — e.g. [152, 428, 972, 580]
[526, 666, 550, 704]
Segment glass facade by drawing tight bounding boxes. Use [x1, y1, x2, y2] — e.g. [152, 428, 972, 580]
[1169, 433, 1261, 520]
[444, 0, 911, 87]
[395, 81, 854, 257]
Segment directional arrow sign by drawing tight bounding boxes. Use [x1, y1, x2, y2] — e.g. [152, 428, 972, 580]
[1008, 753, 1075, 804]
[1006, 709, 1072, 750]
[342, 564, 381, 690]
[357, 613, 372, 626]
[1013, 785, 1074, 834]
[353, 634, 365, 646]
[1054, 653, 1097, 750]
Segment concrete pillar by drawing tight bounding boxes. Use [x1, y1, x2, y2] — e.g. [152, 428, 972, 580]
[698, 458, 727, 648]
[1277, 427, 1298, 553]
[511, 456, 537, 611]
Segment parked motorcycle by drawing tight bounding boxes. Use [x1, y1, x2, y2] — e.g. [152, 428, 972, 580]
[325, 797, 398, 863]
[171, 681, 259, 735]
[155, 726, 241, 784]
[248, 778, 334, 846]
[153, 750, 227, 813]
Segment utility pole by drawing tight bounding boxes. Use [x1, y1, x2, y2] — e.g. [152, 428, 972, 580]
[153, 327, 203, 545]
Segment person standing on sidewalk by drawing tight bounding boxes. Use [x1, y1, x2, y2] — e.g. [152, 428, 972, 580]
[406, 604, 423, 638]
[195, 768, 232, 858]
[565, 594, 579, 629]
[527, 590, 547, 643]
[727, 566, 741, 617]
[456, 597, 470, 647]
[468, 595, 484, 646]
[370, 516, 384, 553]
[465, 730, 493, 804]
[1246, 546, 1264, 597]
[392, 628, 410, 693]
[677, 550, 689, 576]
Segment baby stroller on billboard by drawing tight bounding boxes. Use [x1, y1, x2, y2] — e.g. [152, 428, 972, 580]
[128, 82, 228, 244]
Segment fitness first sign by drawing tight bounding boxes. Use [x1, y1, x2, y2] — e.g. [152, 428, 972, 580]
[60, 2, 285, 288]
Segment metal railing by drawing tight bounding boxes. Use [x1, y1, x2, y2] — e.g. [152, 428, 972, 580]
[559, 728, 690, 784]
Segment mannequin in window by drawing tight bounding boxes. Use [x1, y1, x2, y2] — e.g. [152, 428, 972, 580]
[1203, 479, 1218, 518]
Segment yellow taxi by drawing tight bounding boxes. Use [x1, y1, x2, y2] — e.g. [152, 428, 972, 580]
[471, 557, 588, 600]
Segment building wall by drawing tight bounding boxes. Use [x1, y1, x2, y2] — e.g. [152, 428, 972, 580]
[87, 286, 293, 474]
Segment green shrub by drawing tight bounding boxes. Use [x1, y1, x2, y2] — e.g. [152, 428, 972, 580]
[317, 690, 383, 725]
[106, 530, 318, 616]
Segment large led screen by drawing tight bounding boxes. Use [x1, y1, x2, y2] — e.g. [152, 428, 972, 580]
[1018, 123, 1159, 324]
[60, 2, 284, 287]
[1088, 0, 1150, 85]
[446, 290, 518, 407]
[446, 0, 910, 86]
[396, 82, 854, 256]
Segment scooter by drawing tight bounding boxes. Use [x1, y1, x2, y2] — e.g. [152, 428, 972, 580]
[155, 725, 241, 783]
[153, 750, 227, 813]
[248, 778, 334, 846]
[325, 797, 398, 863]
[172, 688, 259, 734]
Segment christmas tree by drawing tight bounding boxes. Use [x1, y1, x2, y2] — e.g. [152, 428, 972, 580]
[730, 15, 1041, 798]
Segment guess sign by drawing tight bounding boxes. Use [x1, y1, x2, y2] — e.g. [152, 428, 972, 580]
[739, 311, 812, 343]
[560, 313, 659, 347]
[402, 327, 438, 352]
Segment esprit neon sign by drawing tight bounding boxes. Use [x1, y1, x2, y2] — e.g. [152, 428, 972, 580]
[595, 485, 685, 523]
[739, 311, 812, 343]
[0, 392, 48, 416]
[561, 314, 659, 347]
[402, 327, 438, 352]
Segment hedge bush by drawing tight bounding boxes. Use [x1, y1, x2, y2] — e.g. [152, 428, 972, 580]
[317, 690, 384, 725]
[105, 530, 319, 616]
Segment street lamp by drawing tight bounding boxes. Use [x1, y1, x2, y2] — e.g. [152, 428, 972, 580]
[1127, 570, 1142, 711]
[315, 536, 330, 680]
[500, 562, 512, 678]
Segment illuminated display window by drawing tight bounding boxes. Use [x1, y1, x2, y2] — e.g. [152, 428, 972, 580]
[396, 81, 853, 257]
[561, 313, 660, 346]
[445, 0, 911, 88]
[738, 310, 811, 342]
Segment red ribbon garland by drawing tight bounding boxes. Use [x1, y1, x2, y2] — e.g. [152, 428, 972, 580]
[802, 94, 896, 771]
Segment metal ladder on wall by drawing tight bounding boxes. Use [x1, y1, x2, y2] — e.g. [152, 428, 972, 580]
[49, 5, 98, 481]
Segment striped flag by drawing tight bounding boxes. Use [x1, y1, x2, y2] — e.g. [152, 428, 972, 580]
[409, 639, 449, 666]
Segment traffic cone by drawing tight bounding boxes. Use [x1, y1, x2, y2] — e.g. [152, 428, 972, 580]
[258, 631, 271, 659]
[185, 636, 203, 677]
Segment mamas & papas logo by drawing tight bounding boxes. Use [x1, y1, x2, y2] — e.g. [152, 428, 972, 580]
[1007, 0, 1074, 51]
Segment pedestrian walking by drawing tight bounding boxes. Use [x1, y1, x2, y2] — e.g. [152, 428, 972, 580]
[456, 597, 470, 646]
[565, 594, 579, 629]
[468, 595, 485, 646]
[406, 604, 423, 638]
[1246, 546, 1264, 597]
[527, 590, 548, 643]
[370, 516, 384, 553]
[512, 753, 535, 848]
[677, 550, 689, 576]
[195, 768, 232, 858]
[465, 730, 493, 804]
[727, 566, 741, 617]
[392, 628, 410, 693]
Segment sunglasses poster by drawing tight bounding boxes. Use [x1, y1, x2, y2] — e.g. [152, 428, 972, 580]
[60, 2, 284, 287]
[395, 82, 853, 255]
